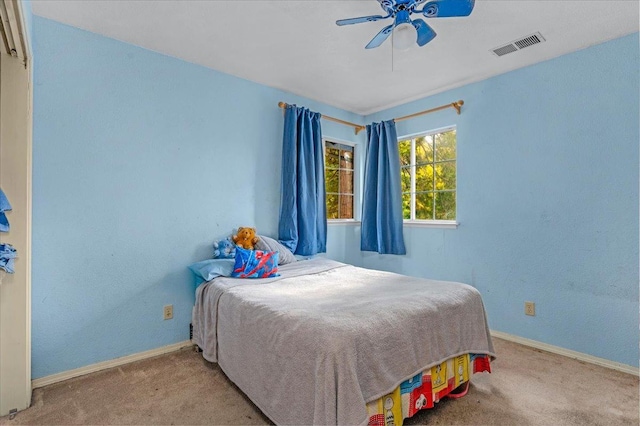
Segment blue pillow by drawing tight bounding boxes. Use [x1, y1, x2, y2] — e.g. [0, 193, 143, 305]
[213, 238, 236, 259]
[231, 247, 279, 279]
[188, 258, 235, 282]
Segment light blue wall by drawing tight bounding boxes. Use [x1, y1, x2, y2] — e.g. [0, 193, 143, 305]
[31, 16, 361, 379]
[32, 14, 638, 376]
[331, 34, 639, 367]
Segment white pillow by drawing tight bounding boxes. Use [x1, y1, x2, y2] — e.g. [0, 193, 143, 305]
[254, 235, 297, 265]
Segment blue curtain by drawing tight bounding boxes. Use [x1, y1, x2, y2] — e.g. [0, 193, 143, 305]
[278, 105, 327, 256]
[361, 120, 406, 255]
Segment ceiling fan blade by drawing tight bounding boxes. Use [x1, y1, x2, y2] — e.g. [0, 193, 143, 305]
[365, 23, 394, 49]
[375, 0, 397, 14]
[412, 19, 437, 46]
[422, 0, 475, 18]
[336, 14, 389, 26]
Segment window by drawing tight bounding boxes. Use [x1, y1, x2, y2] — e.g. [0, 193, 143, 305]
[324, 140, 355, 220]
[399, 128, 456, 222]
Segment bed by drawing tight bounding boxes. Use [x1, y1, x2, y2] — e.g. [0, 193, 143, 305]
[192, 257, 495, 425]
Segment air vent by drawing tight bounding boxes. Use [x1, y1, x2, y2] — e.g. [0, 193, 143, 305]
[492, 44, 518, 57]
[491, 32, 545, 57]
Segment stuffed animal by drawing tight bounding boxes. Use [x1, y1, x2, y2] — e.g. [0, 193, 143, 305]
[232, 227, 259, 250]
[213, 237, 236, 259]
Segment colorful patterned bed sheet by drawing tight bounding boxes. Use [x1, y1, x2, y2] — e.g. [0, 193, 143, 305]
[367, 354, 492, 426]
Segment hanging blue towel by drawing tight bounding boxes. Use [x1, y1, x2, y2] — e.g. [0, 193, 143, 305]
[0, 188, 11, 233]
[0, 243, 16, 273]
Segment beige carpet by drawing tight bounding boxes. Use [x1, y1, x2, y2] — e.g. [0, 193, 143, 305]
[1, 338, 638, 425]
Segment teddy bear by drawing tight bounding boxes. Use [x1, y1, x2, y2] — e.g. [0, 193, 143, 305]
[232, 227, 259, 250]
[213, 237, 236, 259]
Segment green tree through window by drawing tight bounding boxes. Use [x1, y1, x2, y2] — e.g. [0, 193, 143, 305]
[399, 129, 456, 221]
[325, 141, 355, 219]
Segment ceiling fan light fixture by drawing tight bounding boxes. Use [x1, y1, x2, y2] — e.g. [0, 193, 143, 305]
[392, 22, 416, 50]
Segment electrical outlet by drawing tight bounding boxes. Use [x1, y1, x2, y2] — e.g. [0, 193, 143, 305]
[163, 304, 173, 320]
[524, 301, 535, 316]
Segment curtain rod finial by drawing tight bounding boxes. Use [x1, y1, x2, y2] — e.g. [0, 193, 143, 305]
[453, 100, 464, 115]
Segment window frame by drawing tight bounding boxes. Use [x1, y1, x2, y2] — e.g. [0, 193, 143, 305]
[399, 126, 458, 228]
[323, 137, 360, 223]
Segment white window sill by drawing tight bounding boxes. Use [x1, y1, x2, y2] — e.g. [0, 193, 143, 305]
[403, 220, 458, 229]
[327, 220, 458, 229]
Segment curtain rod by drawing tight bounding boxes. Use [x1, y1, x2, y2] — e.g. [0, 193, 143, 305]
[278, 102, 366, 135]
[394, 100, 464, 123]
[277, 99, 464, 135]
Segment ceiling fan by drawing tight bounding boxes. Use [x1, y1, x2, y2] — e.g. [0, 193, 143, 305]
[336, 0, 475, 49]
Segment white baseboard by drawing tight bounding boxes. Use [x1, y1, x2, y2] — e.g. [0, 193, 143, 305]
[31, 333, 638, 389]
[491, 330, 638, 376]
[31, 340, 193, 389]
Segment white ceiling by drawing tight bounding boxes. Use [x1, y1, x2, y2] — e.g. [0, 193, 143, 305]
[31, 0, 639, 115]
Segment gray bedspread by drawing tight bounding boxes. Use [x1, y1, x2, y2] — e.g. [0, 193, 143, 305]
[192, 258, 495, 425]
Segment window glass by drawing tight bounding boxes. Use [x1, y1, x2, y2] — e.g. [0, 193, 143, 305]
[399, 129, 456, 221]
[325, 141, 355, 220]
